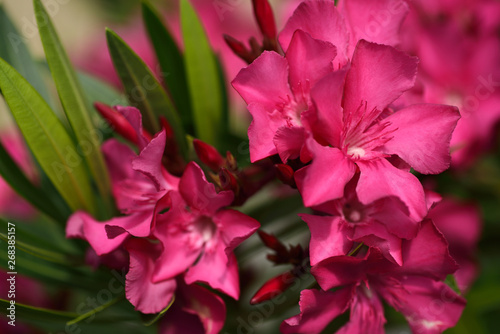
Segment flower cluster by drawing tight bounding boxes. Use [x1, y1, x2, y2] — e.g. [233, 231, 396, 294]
[232, 0, 474, 332]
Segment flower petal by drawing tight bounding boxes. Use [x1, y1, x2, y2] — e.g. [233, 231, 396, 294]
[295, 140, 356, 207]
[247, 103, 285, 162]
[273, 126, 306, 163]
[381, 104, 460, 174]
[125, 239, 176, 314]
[216, 209, 260, 254]
[356, 158, 427, 221]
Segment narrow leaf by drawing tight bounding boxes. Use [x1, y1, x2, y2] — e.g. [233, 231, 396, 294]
[0, 4, 52, 106]
[0, 57, 97, 214]
[0, 299, 79, 322]
[106, 28, 187, 157]
[34, 0, 112, 213]
[180, 0, 224, 146]
[141, 0, 193, 133]
[0, 140, 67, 222]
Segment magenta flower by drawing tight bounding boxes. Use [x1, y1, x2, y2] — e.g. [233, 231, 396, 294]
[303, 176, 421, 267]
[281, 220, 466, 334]
[232, 29, 337, 162]
[152, 162, 260, 300]
[66, 107, 178, 255]
[295, 40, 460, 220]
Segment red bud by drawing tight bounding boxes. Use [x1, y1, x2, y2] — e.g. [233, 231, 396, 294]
[219, 167, 239, 193]
[94, 102, 138, 145]
[252, 0, 277, 41]
[250, 271, 295, 305]
[224, 34, 254, 64]
[193, 139, 225, 172]
[257, 230, 287, 253]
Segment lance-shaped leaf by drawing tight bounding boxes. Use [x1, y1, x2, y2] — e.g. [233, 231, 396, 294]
[0, 4, 52, 106]
[0, 140, 66, 223]
[34, 0, 112, 212]
[106, 28, 188, 157]
[180, 0, 224, 146]
[141, 0, 193, 133]
[0, 299, 79, 323]
[0, 57, 97, 214]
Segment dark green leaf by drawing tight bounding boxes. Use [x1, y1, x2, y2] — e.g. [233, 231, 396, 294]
[142, 0, 193, 134]
[106, 28, 188, 157]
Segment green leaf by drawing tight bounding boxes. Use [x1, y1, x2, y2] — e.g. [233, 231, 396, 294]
[141, 0, 193, 134]
[0, 299, 79, 323]
[106, 28, 188, 157]
[77, 71, 127, 107]
[180, 0, 224, 146]
[0, 57, 97, 214]
[0, 140, 67, 223]
[34, 0, 112, 215]
[67, 295, 124, 326]
[0, 4, 52, 107]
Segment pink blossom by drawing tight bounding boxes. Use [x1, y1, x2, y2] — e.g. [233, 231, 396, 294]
[295, 40, 460, 221]
[66, 107, 178, 255]
[152, 162, 260, 300]
[282, 220, 466, 334]
[303, 175, 420, 266]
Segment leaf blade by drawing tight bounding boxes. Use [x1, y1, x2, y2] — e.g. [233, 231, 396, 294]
[0, 57, 97, 214]
[180, 0, 224, 146]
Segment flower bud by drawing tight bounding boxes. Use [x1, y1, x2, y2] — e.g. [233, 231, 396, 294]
[193, 139, 225, 172]
[94, 102, 138, 145]
[250, 271, 295, 305]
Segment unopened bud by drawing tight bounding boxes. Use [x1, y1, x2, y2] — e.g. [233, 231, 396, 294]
[193, 139, 225, 172]
[94, 102, 138, 144]
[252, 0, 277, 41]
[250, 271, 295, 305]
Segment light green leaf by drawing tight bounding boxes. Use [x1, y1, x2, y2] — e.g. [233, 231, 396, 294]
[34, 0, 112, 214]
[0, 4, 52, 107]
[181, 0, 224, 146]
[142, 0, 193, 133]
[0, 299, 79, 323]
[0, 57, 97, 214]
[0, 140, 67, 223]
[106, 28, 188, 157]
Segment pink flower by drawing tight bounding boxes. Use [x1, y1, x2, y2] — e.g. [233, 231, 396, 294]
[152, 162, 260, 300]
[281, 220, 466, 334]
[295, 40, 460, 221]
[232, 29, 337, 162]
[303, 175, 421, 267]
[66, 107, 178, 255]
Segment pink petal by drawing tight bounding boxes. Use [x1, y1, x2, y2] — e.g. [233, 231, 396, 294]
[115, 106, 149, 151]
[273, 126, 306, 162]
[300, 214, 353, 266]
[66, 211, 128, 256]
[339, 0, 409, 55]
[179, 283, 226, 334]
[132, 130, 178, 191]
[104, 211, 153, 239]
[368, 196, 419, 239]
[378, 276, 466, 334]
[216, 209, 260, 254]
[152, 230, 202, 283]
[232, 51, 293, 111]
[356, 158, 427, 221]
[179, 162, 234, 214]
[381, 104, 460, 174]
[279, 0, 349, 67]
[185, 242, 240, 299]
[295, 140, 356, 207]
[312, 254, 369, 291]
[247, 103, 285, 161]
[310, 69, 348, 147]
[397, 220, 458, 280]
[125, 239, 176, 314]
[350, 220, 403, 265]
[102, 139, 136, 184]
[344, 40, 418, 116]
[285, 29, 337, 97]
[281, 288, 353, 334]
[336, 284, 386, 334]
